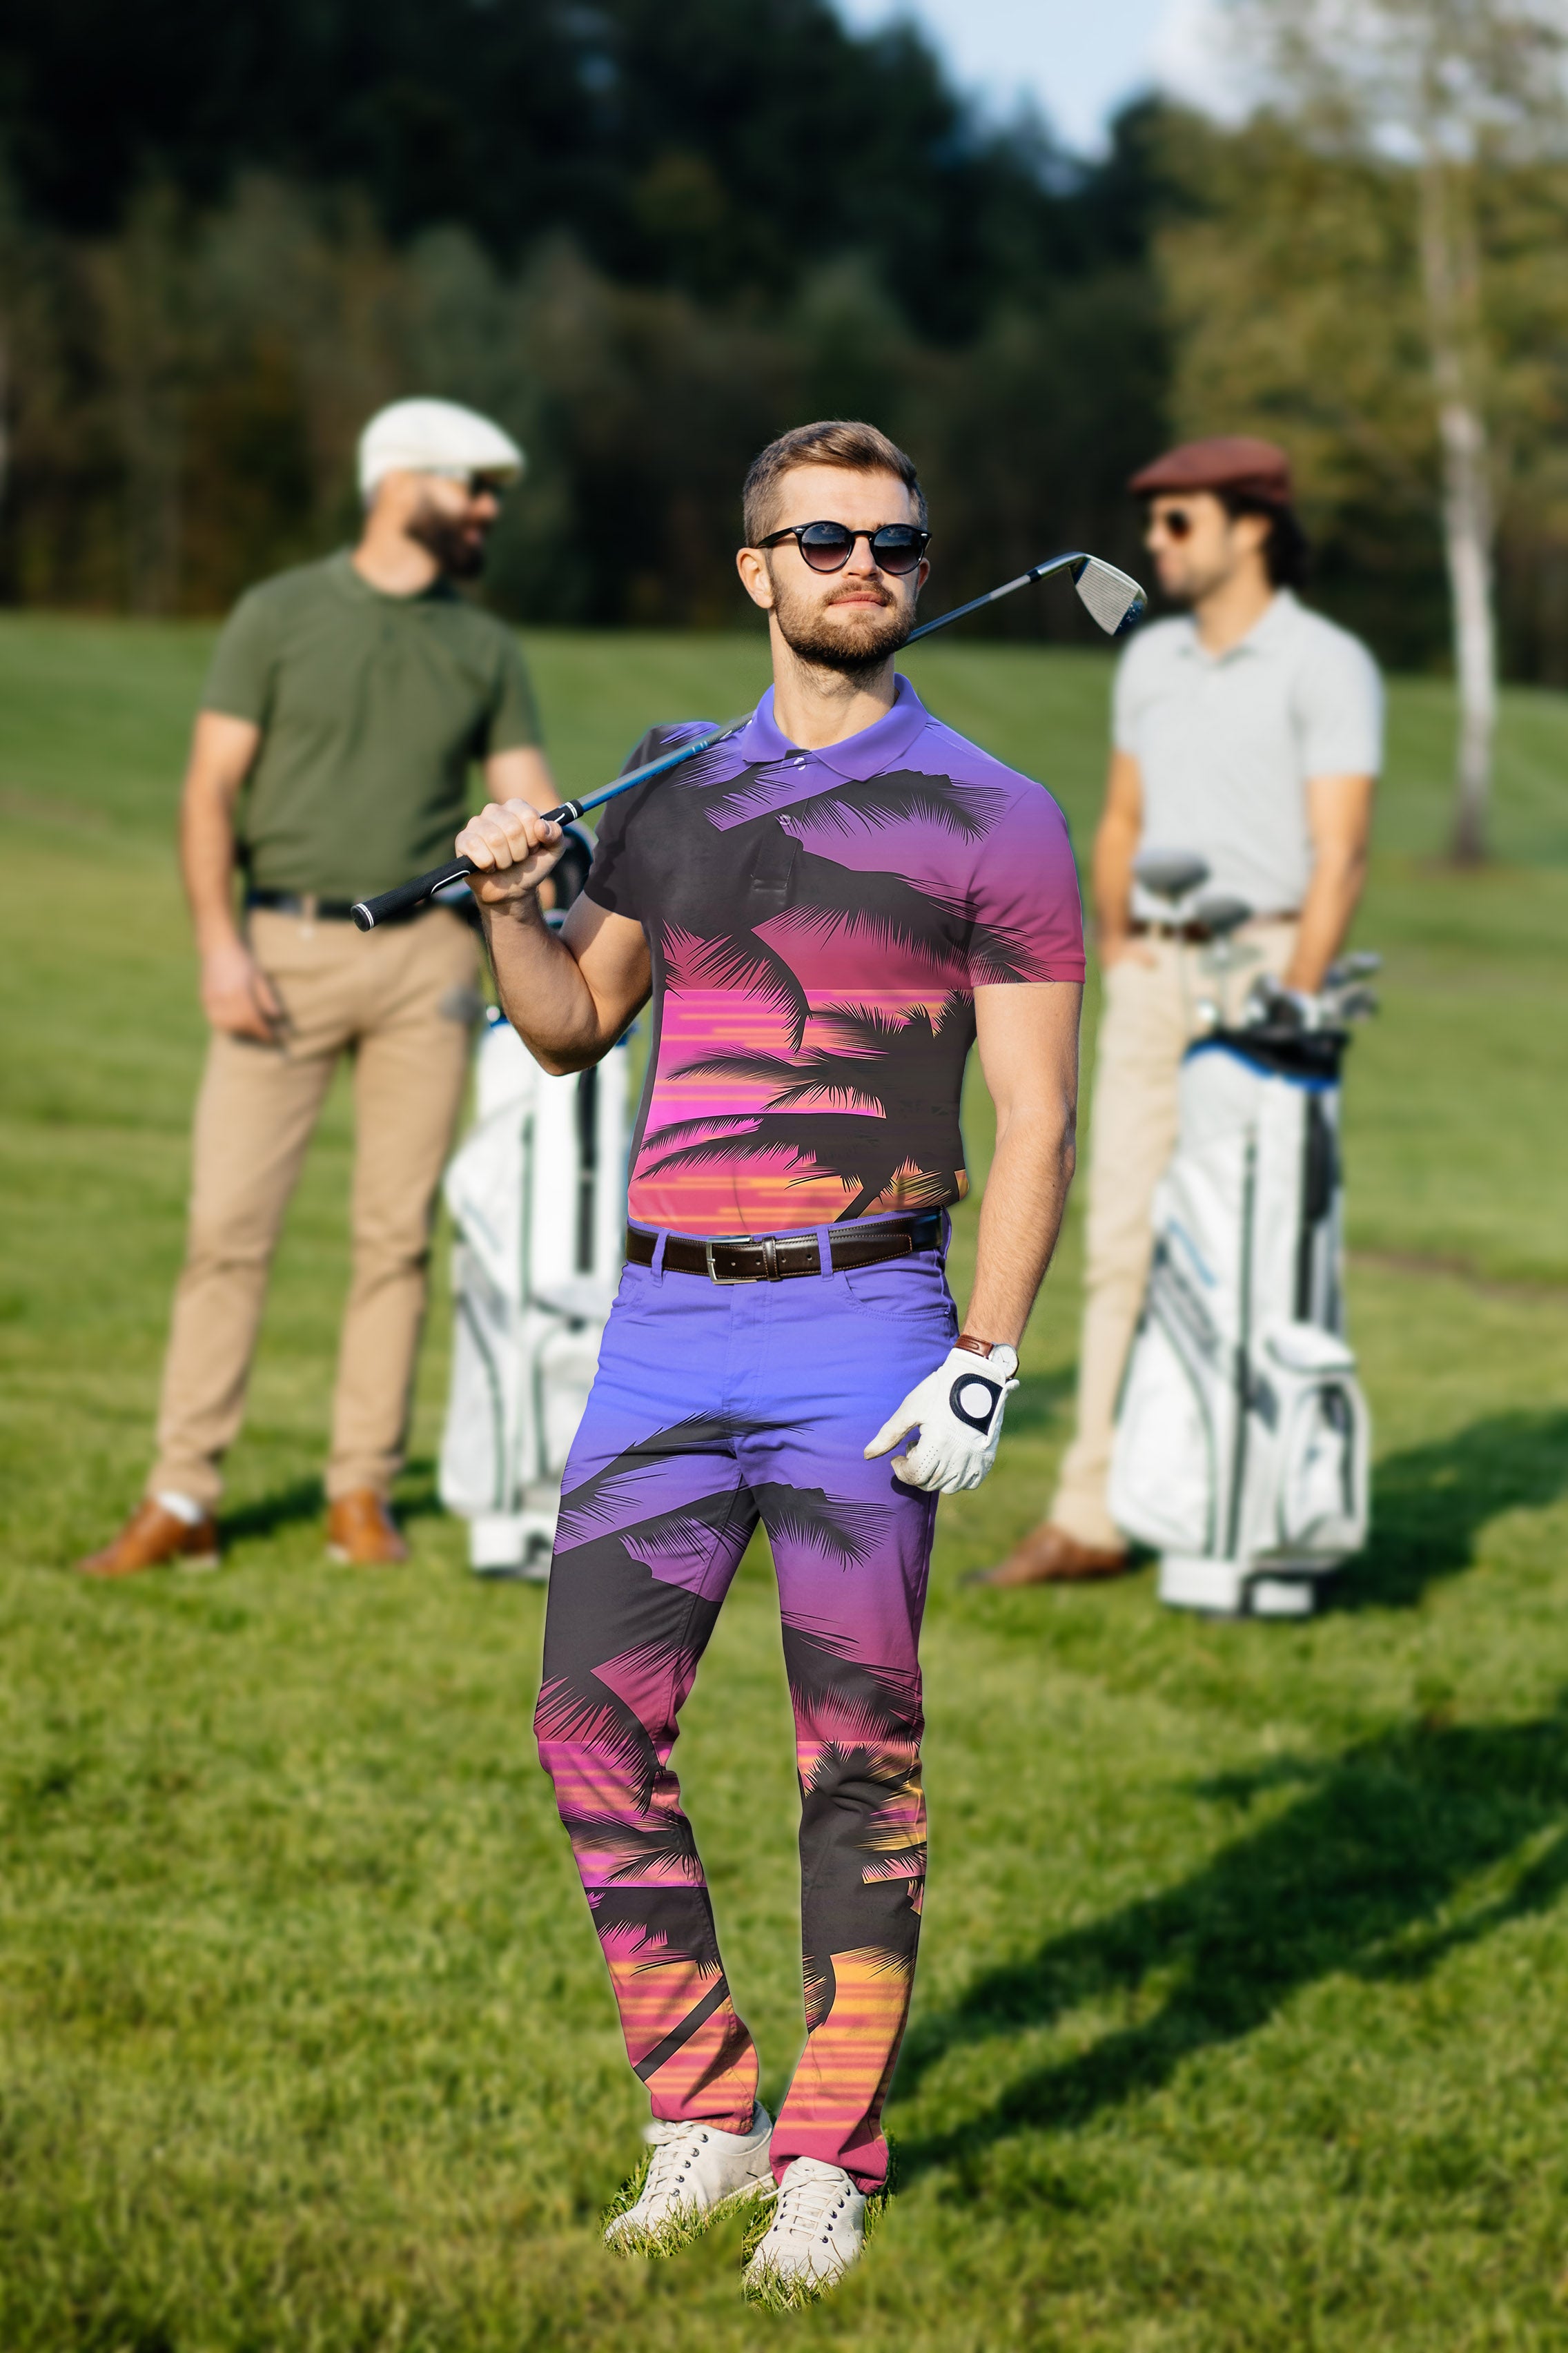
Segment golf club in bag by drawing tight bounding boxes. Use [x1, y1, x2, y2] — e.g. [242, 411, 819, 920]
[347, 549, 1146, 933]
[1108, 861, 1378, 1619]
[437, 828, 631, 1579]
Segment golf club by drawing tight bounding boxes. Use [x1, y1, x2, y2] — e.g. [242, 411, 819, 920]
[350, 545, 1148, 930]
[904, 550, 1146, 645]
[350, 720, 748, 930]
[1133, 848, 1211, 906]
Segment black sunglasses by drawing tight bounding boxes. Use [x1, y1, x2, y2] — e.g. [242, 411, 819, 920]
[757, 520, 930, 575]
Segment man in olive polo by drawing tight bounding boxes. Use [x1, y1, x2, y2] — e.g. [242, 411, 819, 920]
[79, 398, 556, 1575]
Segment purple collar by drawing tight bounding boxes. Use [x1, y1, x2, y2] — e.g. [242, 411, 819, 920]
[734, 674, 934, 780]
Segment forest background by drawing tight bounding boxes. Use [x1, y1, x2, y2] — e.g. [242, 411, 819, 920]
[2, 0, 1565, 685]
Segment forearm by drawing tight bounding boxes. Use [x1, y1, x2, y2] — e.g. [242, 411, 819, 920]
[1091, 810, 1138, 950]
[180, 785, 244, 951]
[961, 1105, 1077, 1349]
[482, 895, 623, 1073]
[1286, 850, 1366, 992]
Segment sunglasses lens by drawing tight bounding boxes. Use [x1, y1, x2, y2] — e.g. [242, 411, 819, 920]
[870, 527, 925, 574]
[798, 523, 855, 570]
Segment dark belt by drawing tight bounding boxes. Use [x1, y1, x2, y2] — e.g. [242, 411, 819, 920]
[247, 890, 364, 923]
[627, 1212, 943, 1285]
[1130, 912, 1298, 944]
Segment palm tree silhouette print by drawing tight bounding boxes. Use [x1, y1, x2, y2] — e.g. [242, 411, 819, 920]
[639, 996, 974, 1220]
[654, 768, 1034, 1051]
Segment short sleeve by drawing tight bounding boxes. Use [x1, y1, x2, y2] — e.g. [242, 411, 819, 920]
[1297, 628, 1384, 777]
[968, 784, 1086, 985]
[484, 632, 544, 752]
[585, 721, 718, 924]
[201, 587, 280, 725]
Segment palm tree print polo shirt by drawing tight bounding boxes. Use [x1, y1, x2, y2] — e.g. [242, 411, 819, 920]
[585, 676, 1084, 1237]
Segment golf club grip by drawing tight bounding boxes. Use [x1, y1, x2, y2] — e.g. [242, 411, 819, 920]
[349, 796, 591, 930]
[351, 859, 475, 931]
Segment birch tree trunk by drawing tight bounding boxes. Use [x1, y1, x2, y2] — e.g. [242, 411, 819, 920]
[1418, 151, 1497, 865]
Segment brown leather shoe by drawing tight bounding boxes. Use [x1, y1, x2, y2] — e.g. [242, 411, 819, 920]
[76, 1498, 219, 1579]
[326, 1491, 409, 1566]
[967, 1522, 1129, 1588]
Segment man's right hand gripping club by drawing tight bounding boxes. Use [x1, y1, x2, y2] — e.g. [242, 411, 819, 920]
[864, 1344, 1021, 1494]
[456, 799, 569, 906]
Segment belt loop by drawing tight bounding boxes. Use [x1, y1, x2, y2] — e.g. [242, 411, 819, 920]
[814, 1223, 836, 1282]
[651, 1229, 668, 1281]
[762, 1235, 780, 1280]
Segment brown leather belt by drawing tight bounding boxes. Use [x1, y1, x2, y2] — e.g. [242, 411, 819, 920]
[1130, 912, 1298, 944]
[627, 1212, 943, 1285]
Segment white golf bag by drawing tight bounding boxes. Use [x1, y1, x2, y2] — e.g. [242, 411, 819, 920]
[1108, 1026, 1370, 1617]
[439, 1008, 629, 1577]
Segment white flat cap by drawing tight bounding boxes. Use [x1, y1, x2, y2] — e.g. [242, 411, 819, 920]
[358, 398, 525, 498]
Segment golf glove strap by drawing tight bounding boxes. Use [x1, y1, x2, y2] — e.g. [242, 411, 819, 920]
[864, 1345, 1019, 1494]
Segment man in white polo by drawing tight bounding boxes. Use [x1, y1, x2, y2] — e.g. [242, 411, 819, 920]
[981, 434, 1382, 1587]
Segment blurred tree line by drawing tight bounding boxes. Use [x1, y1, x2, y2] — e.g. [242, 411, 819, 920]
[0, 0, 1164, 636]
[0, 0, 1564, 688]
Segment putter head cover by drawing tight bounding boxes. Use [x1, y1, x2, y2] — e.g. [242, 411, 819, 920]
[863, 1345, 1020, 1494]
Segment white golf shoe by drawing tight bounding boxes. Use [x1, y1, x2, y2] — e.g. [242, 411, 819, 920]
[602, 2102, 774, 2256]
[742, 2155, 866, 2303]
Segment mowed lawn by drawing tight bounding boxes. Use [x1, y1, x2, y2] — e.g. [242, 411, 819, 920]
[3, 616, 1568, 2350]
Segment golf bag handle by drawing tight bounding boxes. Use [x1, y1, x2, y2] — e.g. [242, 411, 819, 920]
[349, 722, 741, 930]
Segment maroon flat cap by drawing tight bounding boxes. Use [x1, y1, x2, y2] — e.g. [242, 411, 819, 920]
[1128, 435, 1293, 506]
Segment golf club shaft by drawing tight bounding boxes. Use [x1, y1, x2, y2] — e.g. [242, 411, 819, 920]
[903, 551, 1082, 645]
[354, 549, 1121, 930]
[349, 722, 742, 930]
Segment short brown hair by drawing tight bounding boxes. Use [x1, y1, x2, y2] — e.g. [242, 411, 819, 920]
[742, 420, 927, 547]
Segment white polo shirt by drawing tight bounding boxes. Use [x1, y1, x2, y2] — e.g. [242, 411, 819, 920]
[1113, 590, 1383, 921]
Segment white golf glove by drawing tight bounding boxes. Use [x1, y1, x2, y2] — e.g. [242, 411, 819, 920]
[864, 1344, 1020, 1494]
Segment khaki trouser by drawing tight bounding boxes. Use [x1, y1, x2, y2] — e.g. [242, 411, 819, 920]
[1049, 920, 1299, 1552]
[149, 906, 479, 1510]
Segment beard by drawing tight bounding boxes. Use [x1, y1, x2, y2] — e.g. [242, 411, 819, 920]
[770, 571, 913, 674]
[407, 502, 490, 580]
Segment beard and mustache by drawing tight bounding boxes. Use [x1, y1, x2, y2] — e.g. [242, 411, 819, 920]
[406, 497, 492, 580]
[767, 567, 915, 675]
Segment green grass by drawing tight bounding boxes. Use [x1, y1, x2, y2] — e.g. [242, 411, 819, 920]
[3, 616, 1568, 2347]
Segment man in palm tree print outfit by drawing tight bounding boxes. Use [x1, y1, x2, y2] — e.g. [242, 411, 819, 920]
[454, 421, 1084, 2299]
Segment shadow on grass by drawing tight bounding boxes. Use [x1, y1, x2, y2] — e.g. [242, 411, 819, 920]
[892, 1701, 1568, 2191]
[1347, 1409, 1568, 1610]
[218, 1457, 448, 1547]
[217, 1478, 324, 1546]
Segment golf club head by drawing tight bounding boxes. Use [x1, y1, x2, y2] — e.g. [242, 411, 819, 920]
[1070, 556, 1146, 637]
[1134, 847, 1211, 904]
[1324, 950, 1382, 986]
[1244, 975, 1300, 1030]
[1194, 892, 1253, 939]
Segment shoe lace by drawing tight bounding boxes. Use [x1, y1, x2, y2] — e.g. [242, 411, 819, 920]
[771, 2164, 852, 2242]
[639, 2120, 714, 2214]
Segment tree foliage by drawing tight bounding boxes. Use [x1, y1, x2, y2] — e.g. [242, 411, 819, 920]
[0, 0, 1173, 629]
[1159, 100, 1568, 683]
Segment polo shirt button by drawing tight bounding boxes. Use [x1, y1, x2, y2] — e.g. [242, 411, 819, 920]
[791, 755, 807, 768]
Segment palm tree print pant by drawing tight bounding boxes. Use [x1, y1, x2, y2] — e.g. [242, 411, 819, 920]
[535, 1224, 956, 2192]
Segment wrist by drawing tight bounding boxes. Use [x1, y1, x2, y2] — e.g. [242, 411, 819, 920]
[955, 1334, 1018, 1376]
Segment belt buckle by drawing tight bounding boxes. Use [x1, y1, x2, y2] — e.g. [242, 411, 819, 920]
[705, 1236, 758, 1285]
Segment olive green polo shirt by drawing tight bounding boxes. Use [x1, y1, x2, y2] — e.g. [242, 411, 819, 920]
[202, 551, 542, 901]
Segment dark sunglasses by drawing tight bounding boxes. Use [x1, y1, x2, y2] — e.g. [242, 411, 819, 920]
[1149, 505, 1196, 540]
[757, 520, 930, 575]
